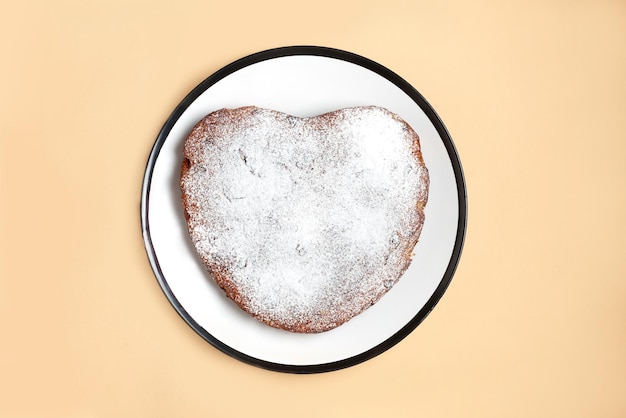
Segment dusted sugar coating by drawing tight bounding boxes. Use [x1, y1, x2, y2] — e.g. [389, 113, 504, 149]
[180, 106, 429, 333]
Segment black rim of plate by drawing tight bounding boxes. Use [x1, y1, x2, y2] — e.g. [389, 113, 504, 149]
[140, 46, 467, 374]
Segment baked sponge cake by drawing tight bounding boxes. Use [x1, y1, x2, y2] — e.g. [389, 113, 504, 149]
[180, 106, 429, 333]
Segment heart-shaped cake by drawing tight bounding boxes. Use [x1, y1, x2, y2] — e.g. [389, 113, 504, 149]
[180, 106, 429, 333]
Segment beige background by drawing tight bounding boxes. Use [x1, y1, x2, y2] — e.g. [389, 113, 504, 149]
[1, 0, 625, 416]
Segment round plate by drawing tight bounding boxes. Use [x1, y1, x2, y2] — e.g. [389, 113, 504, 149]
[141, 46, 466, 373]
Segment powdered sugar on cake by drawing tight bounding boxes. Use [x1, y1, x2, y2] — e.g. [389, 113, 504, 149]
[180, 106, 429, 333]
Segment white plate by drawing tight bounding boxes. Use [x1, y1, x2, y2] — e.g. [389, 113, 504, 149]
[141, 46, 466, 373]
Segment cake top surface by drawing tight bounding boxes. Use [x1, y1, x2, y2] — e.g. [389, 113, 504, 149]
[181, 106, 428, 332]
